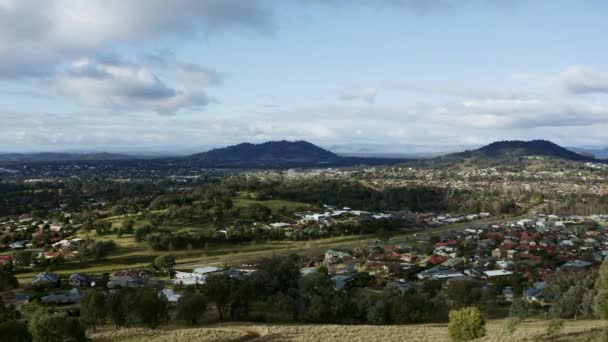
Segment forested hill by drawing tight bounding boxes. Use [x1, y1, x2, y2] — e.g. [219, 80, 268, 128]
[423, 140, 600, 167]
[183, 140, 409, 168]
[190, 140, 337, 163]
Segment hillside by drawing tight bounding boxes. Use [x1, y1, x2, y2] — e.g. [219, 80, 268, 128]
[184, 140, 408, 168]
[190, 140, 337, 163]
[422, 140, 599, 167]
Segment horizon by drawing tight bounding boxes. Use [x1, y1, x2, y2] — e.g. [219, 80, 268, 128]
[0, 138, 605, 158]
[2, 1, 608, 152]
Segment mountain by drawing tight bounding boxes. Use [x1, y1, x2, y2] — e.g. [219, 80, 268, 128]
[427, 140, 599, 166]
[184, 140, 408, 168]
[0, 152, 135, 163]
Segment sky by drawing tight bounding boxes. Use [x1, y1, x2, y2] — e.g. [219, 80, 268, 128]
[2, 0, 608, 154]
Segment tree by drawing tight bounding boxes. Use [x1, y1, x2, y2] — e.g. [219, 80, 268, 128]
[121, 219, 135, 234]
[176, 290, 207, 325]
[0, 320, 32, 342]
[0, 298, 30, 342]
[30, 308, 88, 342]
[0, 271, 18, 291]
[203, 274, 239, 321]
[447, 307, 486, 342]
[80, 290, 107, 332]
[134, 288, 168, 329]
[445, 281, 482, 310]
[78, 240, 116, 263]
[108, 289, 130, 329]
[13, 251, 33, 269]
[596, 259, 608, 319]
[509, 298, 529, 321]
[0, 298, 21, 323]
[153, 254, 176, 275]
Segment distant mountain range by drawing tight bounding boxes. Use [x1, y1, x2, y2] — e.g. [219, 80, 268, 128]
[1, 139, 604, 168]
[570, 147, 608, 159]
[0, 152, 135, 163]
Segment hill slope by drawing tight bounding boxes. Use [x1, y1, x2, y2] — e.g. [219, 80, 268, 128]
[423, 140, 599, 167]
[465, 140, 597, 161]
[185, 140, 407, 168]
[190, 140, 337, 163]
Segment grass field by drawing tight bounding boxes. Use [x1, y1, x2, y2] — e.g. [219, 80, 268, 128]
[89, 319, 607, 342]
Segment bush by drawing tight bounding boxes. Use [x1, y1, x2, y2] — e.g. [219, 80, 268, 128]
[447, 307, 486, 342]
[503, 317, 521, 337]
[546, 319, 564, 337]
[509, 298, 529, 321]
[30, 307, 89, 342]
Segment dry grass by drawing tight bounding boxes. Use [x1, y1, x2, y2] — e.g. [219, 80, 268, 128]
[89, 319, 607, 342]
[90, 326, 251, 342]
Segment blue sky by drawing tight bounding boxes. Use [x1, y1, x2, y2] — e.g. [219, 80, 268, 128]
[1, 0, 608, 153]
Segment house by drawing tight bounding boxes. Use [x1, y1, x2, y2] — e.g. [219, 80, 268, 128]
[496, 260, 514, 270]
[330, 274, 353, 290]
[107, 275, 142, 288]
[9, 241, 27, 249]
[0, 255, 13, 266]
[193, 266, 225, 275]
[32, 273, 60, 287]
[162, 289, 182, 304]
[483, 270, 514, 278]
[41, 288, 81, 304]
[300, 267, 318, 276]
[524, 287, 543, 303]
[324, 249, 352, 264]
[1, 292, 30, 307]
[68, 273, 95, 287]
[417, 266, 465, 280]
[441, 257, 465, 268]
[500, 287, 515, 303]
[464, 266, 489, 278]
[491, 248, 503, 258]
[173, 271, 206, 286]
[561, 260, 593, 270]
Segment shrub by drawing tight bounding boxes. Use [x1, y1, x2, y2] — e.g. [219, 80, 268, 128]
[546, 319, 565, 337]
[509, 298, 529, 321]
[503, 317, 521, 336]
[447, 307, 486, 342]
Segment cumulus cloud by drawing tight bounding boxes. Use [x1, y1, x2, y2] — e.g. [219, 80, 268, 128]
[561, 65, 608, 94]
[53, 57, 214, 114]
[0, 0, 274, 78]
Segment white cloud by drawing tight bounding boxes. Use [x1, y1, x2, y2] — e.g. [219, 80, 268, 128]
[0, 0, 274, 78]
[53, 57, 214, 114]
[561, 65, 608, 94]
